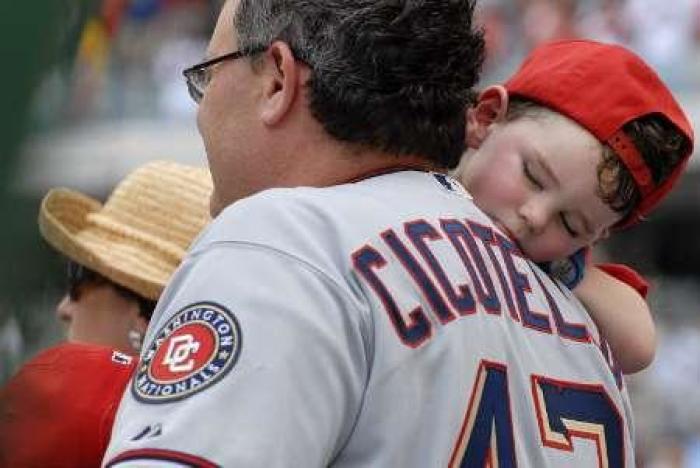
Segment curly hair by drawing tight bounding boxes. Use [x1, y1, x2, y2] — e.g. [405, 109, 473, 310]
[233, 0, 485, 169]
[597, 115, 691, 217]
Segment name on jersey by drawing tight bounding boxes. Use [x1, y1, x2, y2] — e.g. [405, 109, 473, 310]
[132, 302, 242, 403]
[352, 218, 593, 349]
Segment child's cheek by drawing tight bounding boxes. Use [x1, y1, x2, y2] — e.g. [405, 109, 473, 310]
[522, 232, 572, 264]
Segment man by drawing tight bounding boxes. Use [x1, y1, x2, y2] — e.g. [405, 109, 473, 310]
[105, 1, 633, 466]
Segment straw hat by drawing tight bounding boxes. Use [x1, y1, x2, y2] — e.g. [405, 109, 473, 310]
[38, 160, 213, 301]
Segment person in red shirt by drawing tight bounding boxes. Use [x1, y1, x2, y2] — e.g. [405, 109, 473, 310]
[0, 160, 212, 467]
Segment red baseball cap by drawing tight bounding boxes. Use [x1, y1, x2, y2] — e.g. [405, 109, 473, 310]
[504, 39, 694, 228]
[596, 263, 650, 298]
[0, 342, 136, 467]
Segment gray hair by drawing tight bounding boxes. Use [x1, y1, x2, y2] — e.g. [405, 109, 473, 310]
[233, 0, 485, 168]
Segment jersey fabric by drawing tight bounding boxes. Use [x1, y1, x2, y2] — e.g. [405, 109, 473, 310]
[0, 342, 135, 467]
[104, 171, 634, 467]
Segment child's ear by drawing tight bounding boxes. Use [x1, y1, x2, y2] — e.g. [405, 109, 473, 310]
[597, 227, 611, 241]
[589, 226, 612, 248]
[466, 85, 509, 149]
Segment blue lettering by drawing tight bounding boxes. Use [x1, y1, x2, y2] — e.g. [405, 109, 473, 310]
[353, 244, 432, 347]
[406, 220, 476, 317]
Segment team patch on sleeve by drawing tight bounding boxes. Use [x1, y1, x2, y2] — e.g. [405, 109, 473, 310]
[132, 302, 242, 403]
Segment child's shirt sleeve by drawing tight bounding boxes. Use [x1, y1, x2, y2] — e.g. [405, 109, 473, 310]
[595, 263, 650, 299]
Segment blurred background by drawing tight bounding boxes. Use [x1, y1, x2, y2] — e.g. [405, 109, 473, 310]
[1, 0, 698, 466]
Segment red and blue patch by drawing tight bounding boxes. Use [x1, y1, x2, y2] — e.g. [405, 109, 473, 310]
[132, 302, 242, 403]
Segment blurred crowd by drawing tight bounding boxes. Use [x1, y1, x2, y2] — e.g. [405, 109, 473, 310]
[29, 0, 217, 131]
[30, 0, 700, 128]
[478, 0, 700, 90]
[4, 0, 700, 466]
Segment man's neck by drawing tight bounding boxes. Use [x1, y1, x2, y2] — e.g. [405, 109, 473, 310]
[279, 139, 443, 188]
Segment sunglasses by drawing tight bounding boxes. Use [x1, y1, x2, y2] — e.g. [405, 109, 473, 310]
[66, 261, 158, 319]
[66, 261, 103, 301]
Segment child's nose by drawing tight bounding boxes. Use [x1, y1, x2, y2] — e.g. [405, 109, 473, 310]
[519, 198, 553, 235]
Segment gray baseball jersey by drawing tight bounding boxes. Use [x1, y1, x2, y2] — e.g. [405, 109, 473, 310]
[104, 170, 633, 467]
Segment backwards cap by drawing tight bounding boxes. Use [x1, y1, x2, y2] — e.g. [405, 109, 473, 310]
[504, 39, 694, 228]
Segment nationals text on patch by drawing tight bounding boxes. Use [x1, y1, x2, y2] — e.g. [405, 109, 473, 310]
[133, 302, 242, 403]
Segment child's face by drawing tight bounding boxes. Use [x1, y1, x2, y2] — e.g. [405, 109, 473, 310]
[457, 111, 622, 262]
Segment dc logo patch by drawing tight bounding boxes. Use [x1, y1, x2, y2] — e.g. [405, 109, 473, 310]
[133, 302, 242, 403]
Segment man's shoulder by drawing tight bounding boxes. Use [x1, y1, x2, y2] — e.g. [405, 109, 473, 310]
[217, 171, 477, 221]
[191, 171, 486, 255]
[202, 186, 355, 237]
[188, 185, 368, 261]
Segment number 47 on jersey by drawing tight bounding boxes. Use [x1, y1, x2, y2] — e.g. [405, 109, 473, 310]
[449, 360, 625, 468]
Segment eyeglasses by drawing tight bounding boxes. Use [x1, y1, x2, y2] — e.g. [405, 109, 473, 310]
[67, 261, 102, 301]
[182, 45, 268, 104]
[65, 260, 158, 318]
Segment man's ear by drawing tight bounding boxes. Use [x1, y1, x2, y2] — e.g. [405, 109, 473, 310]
[259, 41, 304, 125]
[465, 85, 509, 149]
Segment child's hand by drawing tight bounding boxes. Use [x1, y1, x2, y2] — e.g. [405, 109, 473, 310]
[538, 247, 589, 289]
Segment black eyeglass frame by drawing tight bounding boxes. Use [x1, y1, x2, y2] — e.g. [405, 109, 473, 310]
[67, 261, 100, 301]
[182, 45, 268, 104]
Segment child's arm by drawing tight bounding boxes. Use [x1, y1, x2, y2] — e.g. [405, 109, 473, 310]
[573, 266, 655, 374]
